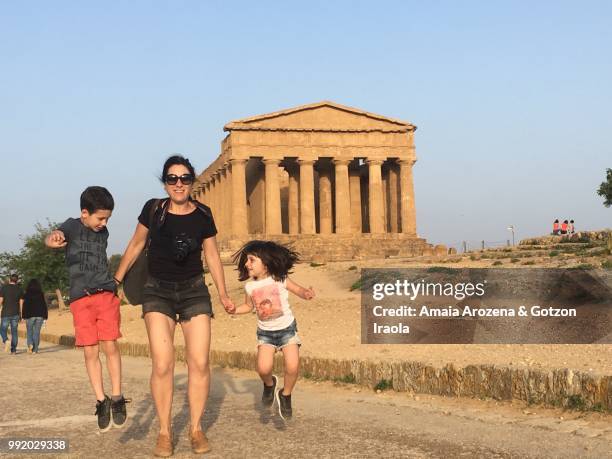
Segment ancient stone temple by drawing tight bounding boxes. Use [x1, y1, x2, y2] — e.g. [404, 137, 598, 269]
[192, 101, 431, 261]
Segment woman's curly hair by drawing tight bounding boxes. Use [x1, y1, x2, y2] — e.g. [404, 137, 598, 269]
[232, 240, 300, 282]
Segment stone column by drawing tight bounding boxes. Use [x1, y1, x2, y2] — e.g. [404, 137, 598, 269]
[388, 163, 399, 233]
[398, 158, 417, 236]
[298, 159, 315, 234]
[230, 159, 248, 237]
[286, 162, 299, 235]
[367, 159, 384, 234]
[318, 161, 333, 234]
[206, 181, 212, 208]
[263, 159, 282, 235]
[212, 172, 221, 229]
[220, 166, 229, 235]
[333, 159, 351, 234]
[349, 163, 362, 233]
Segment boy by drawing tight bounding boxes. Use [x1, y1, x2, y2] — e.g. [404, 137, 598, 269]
[45, 186, 129, 432]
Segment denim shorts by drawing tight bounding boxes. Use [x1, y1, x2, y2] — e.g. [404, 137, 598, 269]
[142, 274, 213, 322]
[256, 320, 301, 350]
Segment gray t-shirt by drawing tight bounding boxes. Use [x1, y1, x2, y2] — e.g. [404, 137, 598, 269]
[0, 283, 23, 317]
[59, 218, 115, 301]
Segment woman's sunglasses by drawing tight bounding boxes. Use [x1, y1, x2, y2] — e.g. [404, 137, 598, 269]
[164, 174, 194, 185]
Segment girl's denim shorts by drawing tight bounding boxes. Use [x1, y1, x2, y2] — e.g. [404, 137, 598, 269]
[256, 320, 301, 350]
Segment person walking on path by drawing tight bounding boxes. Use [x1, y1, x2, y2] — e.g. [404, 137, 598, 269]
[114, 155, 235, 457]
[45, 186, 130, 432]
[22, 278, 48, 354]
[231, 240, 315, 421]
[0, 273, 24, 354]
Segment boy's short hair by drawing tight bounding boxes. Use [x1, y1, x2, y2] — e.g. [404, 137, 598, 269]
[80, 186, 114, 213]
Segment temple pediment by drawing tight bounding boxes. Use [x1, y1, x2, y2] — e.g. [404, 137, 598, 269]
[224, 101, 416, 132]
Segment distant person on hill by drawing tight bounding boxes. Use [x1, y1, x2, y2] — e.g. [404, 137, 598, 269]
[552, 219, 560, 235]
[22, 278, 48, 354]
[0, 273, 24, 354]
[568, 219, 575, 234]
[560, 220, 569, 235]
[231, 240, 315, 422]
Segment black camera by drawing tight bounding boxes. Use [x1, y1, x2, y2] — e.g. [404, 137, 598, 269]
[173, 233, 198, 262]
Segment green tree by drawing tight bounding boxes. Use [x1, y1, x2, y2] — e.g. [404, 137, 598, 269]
[108, 254, 122, 276]
[0, 221, 68, 292]
[597, 168, 612, 207]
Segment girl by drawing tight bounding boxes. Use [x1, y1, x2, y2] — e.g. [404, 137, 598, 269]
[22, 278, 48, 354]
[231, 240, 315, 420]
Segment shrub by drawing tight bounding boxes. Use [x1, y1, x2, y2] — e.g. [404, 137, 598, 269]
[492, 261, 503, 266]
[374, 379, 393, 391]
[348, 265, 357, 271]
[549, 250, 560, 257]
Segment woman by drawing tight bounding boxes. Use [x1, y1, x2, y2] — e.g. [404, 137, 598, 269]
[114, 155, 234, 457]
[22, 278, 48, 354]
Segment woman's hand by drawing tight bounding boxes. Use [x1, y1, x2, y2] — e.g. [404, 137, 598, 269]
[220, 294, 236, 314]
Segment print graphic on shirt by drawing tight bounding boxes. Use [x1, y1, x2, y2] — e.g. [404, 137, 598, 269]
[251, 284, 283, 321]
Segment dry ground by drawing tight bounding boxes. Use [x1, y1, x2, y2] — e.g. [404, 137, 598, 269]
[42, 251, 612, 375]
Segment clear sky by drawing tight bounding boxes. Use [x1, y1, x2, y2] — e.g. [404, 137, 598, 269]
[1, 1, 610, 255]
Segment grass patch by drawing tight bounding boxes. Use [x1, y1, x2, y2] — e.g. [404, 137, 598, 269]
[492, 260, 503, 266]
[348, 265, 357, 271]
[469, 254, 479, 261]
[549, 250, 560, 257]
[350, 279, 363, 291]
[522, 260, 536, 265]
[567, 395, 586, 410]
[333, 374, 357, 384]
[602, 260, 612, 269]
[510, 258, 520, 263]
[310, 262, 326, 267]
[374, 379, 393, 391]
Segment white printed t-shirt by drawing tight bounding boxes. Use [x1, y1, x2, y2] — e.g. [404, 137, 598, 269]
[245, 276, 295, 331]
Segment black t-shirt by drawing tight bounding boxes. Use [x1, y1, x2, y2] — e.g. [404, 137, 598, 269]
[138, 199, 217, 282]
[58, 218, 115, 301]
[0, 283, 23, 317]
[22, 292, 48, 319]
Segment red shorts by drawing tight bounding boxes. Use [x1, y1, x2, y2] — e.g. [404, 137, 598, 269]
[70, 291, 122, 346]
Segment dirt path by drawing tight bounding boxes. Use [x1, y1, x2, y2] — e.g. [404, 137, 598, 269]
[1, 341, 610, 458]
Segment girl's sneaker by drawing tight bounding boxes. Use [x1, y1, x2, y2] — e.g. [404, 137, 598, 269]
[275, 388, 292, 420]
[95, 396, 112, 432]
[262, 375, 278, 407]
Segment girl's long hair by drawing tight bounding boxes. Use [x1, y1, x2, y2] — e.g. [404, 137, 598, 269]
[25, 278, 43, 295]
[232, 240, 300, 281]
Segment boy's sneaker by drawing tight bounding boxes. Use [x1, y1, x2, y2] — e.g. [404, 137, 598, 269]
[262, 375, 278, 407]
[111, 396, 131, 428]
[275, 388, 292, 420]
[95, 396, 112, 432]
